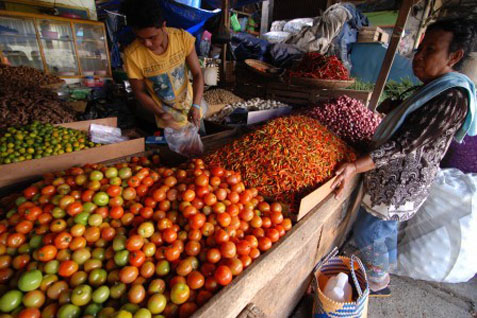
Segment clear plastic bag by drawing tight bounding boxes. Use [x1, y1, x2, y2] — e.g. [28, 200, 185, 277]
[164, 124, 204, 158]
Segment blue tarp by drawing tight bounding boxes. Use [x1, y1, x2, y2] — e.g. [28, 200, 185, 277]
[350, 42, 419, 84]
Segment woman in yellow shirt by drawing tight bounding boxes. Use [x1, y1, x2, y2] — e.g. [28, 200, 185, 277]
[121, 0, 205, 130]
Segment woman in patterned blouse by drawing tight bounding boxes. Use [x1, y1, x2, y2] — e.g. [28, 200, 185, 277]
[332, 19, 477, 296]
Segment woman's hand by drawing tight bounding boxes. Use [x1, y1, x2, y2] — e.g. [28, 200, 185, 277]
[188, 106, 201, 127]
[331, 162, 357, 199]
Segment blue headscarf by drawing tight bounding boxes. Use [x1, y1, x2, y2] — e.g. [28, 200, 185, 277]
[373, 72, 477, 147]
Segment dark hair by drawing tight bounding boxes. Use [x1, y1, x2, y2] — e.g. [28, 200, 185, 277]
[121, 0, 165, 29]
[426, 19, 477, 69]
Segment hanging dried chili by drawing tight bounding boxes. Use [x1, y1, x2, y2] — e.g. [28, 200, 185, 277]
[204, 115, 356, 211]
[289, 53, 350, 80]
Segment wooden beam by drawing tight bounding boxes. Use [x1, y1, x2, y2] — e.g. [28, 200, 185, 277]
[260, 0, 270, 36]
[369, 0, 416, 110]
[221, 0, 230, 83]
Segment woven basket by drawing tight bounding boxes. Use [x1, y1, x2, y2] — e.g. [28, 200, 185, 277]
[245, 59, 282, 78]
[291, 77, 355, 89]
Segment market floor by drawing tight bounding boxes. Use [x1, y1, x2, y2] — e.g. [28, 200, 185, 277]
[290, 275, 477, 318]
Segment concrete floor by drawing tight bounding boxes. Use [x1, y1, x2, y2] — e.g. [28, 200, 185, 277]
[291, 275, 477, 318]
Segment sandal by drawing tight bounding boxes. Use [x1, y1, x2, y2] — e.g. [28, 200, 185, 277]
[370, 287, 391, 298]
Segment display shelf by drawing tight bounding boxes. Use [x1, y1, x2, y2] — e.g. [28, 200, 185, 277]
[0, 10, 112, 78]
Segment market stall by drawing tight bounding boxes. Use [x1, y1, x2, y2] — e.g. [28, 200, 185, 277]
[0, 0, 447, 316]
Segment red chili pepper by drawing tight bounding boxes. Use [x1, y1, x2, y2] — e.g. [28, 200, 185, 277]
[289, 53, 350, 81]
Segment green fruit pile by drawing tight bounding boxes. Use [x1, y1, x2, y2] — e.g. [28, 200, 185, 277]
[0, 122, 100, 164]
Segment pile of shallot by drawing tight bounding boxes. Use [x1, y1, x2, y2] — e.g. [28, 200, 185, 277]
[305, 95, 382, 149]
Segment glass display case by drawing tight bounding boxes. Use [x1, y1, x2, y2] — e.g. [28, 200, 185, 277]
[0, 10, 111, 77]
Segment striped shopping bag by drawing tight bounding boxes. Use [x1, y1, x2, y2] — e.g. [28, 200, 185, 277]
[312, 250, 369, 318]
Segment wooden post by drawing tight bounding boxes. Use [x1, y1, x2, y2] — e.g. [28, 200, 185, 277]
[260, 0, 270, 36]
[369, 0, 420, 111]
[221, 0, 230, 83]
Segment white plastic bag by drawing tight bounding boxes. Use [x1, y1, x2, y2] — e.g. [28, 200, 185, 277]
[262, 31, 292, 44]
[393, 168, 477, 283]
[164, 124, 204, 158]
[283, 18, 314, 34]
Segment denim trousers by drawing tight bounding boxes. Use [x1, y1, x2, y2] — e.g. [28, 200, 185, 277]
[353, 207, 398, 289]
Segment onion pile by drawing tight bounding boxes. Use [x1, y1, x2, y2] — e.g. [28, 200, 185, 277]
[305, 95, 382, 149]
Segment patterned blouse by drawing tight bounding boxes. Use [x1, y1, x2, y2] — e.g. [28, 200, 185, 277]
[362, 88, 468, 221]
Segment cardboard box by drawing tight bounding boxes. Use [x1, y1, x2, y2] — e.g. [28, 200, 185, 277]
[0, 118, 145, 189]
[226, 106, 293, 126]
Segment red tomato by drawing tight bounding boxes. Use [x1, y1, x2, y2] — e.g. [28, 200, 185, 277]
[214, 265, 233, 286]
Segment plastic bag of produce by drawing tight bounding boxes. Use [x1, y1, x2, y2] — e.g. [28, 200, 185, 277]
[262, 31, 292, 44]
[283, 18, 314, 34]
[393, 168, 477, 283]
[164, 124, 204, 158]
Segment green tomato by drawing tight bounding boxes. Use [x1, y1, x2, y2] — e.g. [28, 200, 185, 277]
[84, 302, 103, 316]
[155, 260, 170, 277]
[44, 260, 60, 274]
[113, 236, 127, 251]
[88, 214, 103, 227]
[15, 196, 27, 206]
[18, 269, 43, 292]
[71, 284, 92, 306]
[18, 243, 31, 254]
[74, 212, 90, 225]
[170, 283, 190, 305]
[134, 308, 152, 318]
[147, 293, 167, 314]
[72, 248, 91, 265]
[121, 303, 139, 314]
[52, 207, 66, 219]
[93, 192, 109, 207]
[110, 177, 122, 186]
[92, 285, 110, 303]
[118, 167, 132, 179]
[90, 170, 104, 181]
[57, 303, 81, 318]
[0, 290, 23, 312]
[29, 235, 43, 249]
[110, 282, 126, 299]
[114, 250, 129, 267]
[89, 268, 107, 287]
[99, 307, 116, 318]
[105, 167, 118, 179]
[83, 202, 97, 214]
[115, 310, 133, 318]
[92, 247, 106, 261]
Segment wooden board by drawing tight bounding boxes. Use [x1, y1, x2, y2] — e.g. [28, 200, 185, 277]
[57, 117, 117, 131]
[192, 174, 361, 318]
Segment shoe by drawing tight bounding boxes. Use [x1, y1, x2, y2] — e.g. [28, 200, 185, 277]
[370, 287, 391, 298]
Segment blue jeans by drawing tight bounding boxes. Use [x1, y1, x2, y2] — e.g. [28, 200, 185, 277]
[353, 207, 398, 289]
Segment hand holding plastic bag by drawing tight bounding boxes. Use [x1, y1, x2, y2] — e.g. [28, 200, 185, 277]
[164, 124, 204, 158]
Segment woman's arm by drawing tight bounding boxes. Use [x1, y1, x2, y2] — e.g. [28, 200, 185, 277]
[186, 48, 204, 127]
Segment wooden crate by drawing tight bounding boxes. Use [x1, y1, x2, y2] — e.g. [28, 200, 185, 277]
[192, 175, 361, 318]
[0, 117, 144, 190]
[358, 26, 390, 44]
[267, 82, 372, 107]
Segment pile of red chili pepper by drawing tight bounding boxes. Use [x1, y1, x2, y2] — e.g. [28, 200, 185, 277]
[289, 53, 350, 80]
[205, 115, 356, 211]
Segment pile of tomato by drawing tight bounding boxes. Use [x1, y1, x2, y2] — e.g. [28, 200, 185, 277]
[0, 156, 292, 318]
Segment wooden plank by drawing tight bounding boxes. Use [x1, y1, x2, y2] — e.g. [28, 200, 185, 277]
[192, 175, 360, 318]
[57, 117, 118, 130]
[260, 0, 270, 36]
[369, 0, 415, 110]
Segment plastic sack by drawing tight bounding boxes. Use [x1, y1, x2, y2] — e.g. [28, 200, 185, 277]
[230, 32, 269, 61]
[262, 31, 291, 44]
[283, 18, 314, 34]
[393, 168, 477, 283]
[164, 124, 204, 158]
[270, 20, 287, 32]
[267, 43, 304, 68]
